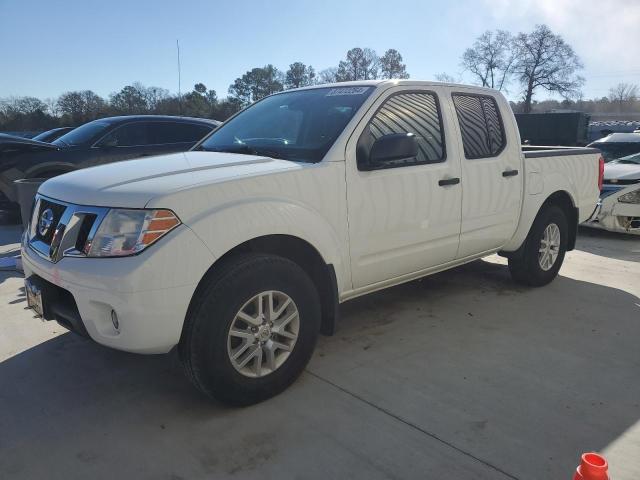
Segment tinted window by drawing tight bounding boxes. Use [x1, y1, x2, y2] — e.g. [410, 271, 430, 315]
[452, 94, 505, 159]
[147, 122, 213, 144]
[100, 123, 148, 147]
[199, 86, 374, 163]
[362, 92, 445, 167]
[594, 143, 640, 162]
[53, 121, 111, 146]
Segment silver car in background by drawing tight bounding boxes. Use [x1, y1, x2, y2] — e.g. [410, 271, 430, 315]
[585, 153, 640, 234]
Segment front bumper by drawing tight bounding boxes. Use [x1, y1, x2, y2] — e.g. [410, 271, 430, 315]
[22, 225, 216, 353]
[583, 184, 640, 235]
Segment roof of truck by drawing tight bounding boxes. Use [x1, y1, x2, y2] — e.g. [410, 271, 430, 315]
[284, 79, 499, 94]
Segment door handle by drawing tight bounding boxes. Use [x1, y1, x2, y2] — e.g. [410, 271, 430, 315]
[438, 177, 460, 186]
[502, 169, 519, 177]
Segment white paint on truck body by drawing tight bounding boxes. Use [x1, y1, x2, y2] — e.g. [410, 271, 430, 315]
[24, 80, 601, 353]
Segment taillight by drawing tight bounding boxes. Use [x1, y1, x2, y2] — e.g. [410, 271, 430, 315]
[598, 156, 604, 191]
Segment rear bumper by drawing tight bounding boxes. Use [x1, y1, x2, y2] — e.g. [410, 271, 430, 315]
[21, 225, 216, 354]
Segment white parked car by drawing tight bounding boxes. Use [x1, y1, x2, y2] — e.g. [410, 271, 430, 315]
[584, 152, 640, 234]
[22, 81, 602, 405]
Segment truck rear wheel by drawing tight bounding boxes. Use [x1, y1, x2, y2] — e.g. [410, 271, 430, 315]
[179, 254, 321, 405]
[508, 205, 568, 287]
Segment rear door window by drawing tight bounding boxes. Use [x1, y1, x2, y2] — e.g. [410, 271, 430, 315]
[452, 94, 506, 159]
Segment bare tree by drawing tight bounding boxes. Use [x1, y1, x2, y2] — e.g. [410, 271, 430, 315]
[379, 49, 409, 79]
[461, 30, 514, 91]
[512, 25, 584, 113]
[317, 68, 338, 84]
[336, 48, 379, 81]
[58, 90, 107, 124]
[434, 72, 458, 83]
[608, 82, 638, 112]
[44, 98, 60, 117]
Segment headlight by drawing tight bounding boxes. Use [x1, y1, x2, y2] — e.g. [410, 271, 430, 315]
[85, 208, 181, 257]
[618, 189, 640, 204]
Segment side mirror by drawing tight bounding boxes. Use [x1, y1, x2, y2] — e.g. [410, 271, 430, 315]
[361, 133, 418, 170]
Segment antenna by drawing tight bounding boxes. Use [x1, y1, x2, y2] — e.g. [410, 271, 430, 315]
[177, 39, 182, 115]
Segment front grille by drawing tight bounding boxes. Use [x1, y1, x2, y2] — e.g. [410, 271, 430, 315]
[28, 194, 109, 263]
[34, 198, 67, 244]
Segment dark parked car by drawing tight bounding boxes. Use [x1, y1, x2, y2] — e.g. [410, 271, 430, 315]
[588, 132, 640, 162]
[0, 115, 220, 216]
[31, 127, 75, 143]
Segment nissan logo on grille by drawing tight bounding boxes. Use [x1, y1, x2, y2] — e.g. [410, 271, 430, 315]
[38, 208, 55, 237]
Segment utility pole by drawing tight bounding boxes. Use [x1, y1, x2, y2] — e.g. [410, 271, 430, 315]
[177, 39, 182, 115]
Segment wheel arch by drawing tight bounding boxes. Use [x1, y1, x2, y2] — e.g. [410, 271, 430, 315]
[185, 234, 340, 339]
[541, 190, 578, 251]
[501, 189, 578, 257]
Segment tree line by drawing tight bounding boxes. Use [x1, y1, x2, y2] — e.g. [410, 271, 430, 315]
[2, 28, 639, 133]
[0, 47, 408, 132]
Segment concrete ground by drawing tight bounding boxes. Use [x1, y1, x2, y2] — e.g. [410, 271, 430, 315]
[0, 224, 638, 480]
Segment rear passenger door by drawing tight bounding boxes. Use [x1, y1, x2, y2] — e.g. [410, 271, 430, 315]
[450, 92, 522, 257]
[346, 87, 463, 289]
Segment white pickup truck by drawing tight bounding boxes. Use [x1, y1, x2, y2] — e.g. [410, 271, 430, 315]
[22, 80, 602, 405]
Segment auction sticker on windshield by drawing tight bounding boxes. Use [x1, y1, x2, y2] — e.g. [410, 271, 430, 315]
[325, 87, 370, 96]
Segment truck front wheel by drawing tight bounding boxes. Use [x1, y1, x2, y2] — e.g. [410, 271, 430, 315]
[508, 205, 568, 287]
[179, 254, 321, 405]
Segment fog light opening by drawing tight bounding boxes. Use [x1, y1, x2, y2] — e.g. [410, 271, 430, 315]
[111, 310, 120, 331]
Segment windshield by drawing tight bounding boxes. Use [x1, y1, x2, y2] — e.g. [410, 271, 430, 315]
[593, 143, 640, 162]
[198, 86, 374, 162]
[611, 152, 640, 165]
[53, 120, 111, 147]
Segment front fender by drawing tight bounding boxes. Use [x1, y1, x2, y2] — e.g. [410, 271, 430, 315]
[179, 198, 350, 294]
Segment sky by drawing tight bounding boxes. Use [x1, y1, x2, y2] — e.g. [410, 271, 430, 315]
[1, 0, 639, 103]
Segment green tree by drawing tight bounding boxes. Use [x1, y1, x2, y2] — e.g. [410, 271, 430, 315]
[182, 83, 219, 118]
[285, 62, 316, 89]
[379, 49, 409, 79]
[109, 85, 148, 114]
[228, 65, 284, 106]
[336, 48, 379, 81]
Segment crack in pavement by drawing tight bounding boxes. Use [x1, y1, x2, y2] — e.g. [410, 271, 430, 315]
[306, 369, 520, 480]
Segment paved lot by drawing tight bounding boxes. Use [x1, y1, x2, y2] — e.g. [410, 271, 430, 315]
[1, 225, 638, 479]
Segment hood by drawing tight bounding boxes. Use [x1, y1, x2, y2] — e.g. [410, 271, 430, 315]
[0, 133, 59, 154]
[603, 162, 640, 182]
[38, 151, 300, 207]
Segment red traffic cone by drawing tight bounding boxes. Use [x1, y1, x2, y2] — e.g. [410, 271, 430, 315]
[573, 452, 609, 480]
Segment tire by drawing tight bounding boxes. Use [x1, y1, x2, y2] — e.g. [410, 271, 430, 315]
[508, 205, 568, 287]
[179, 254, 321, 406]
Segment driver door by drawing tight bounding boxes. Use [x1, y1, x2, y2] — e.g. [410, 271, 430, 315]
[345, 87, 463, 289]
